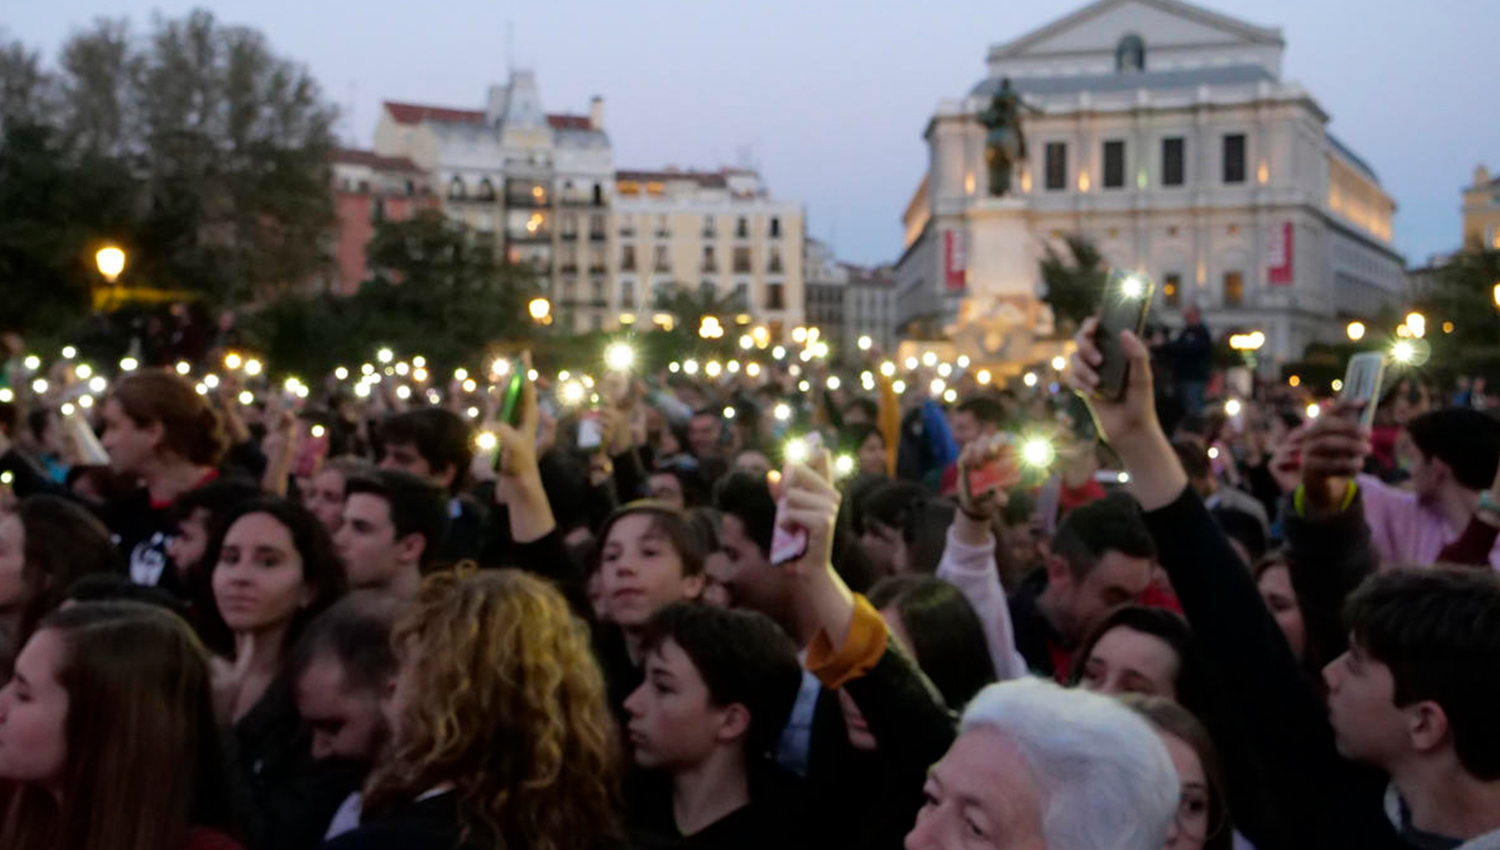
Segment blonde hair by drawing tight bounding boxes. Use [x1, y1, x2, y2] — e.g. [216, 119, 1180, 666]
[364, 568, 622, 850]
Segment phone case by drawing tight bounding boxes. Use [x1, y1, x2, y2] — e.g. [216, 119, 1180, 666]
[1095, 270, 1156, 400]
[1340, 353, 1386, 430]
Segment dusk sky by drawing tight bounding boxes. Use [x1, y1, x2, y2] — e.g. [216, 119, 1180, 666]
[11, 0, 1498, 268]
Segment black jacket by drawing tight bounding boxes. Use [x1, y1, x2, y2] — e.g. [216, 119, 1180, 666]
[1006, 569, 1067, 681]
[321, 791, 470, 850]
[228, 676, 361, 850]
[625, 762, 810, 850]
[1143, 487, 1410, 850]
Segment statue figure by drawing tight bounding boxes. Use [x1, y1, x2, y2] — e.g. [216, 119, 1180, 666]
[978, 79, 1029, 197]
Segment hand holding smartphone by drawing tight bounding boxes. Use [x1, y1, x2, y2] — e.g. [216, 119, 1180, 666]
[770, 434, 821, 566]
[1093, 269, 1156, 401]
[1339, 352, 1386, 430]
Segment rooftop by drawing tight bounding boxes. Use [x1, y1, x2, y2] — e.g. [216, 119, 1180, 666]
[616, 169, 729, 188]
[1327, 133, 1381, 186]
[971, 63, 1274, 98]
[383, 101, 595, 132]
[332, 148, 423, 172]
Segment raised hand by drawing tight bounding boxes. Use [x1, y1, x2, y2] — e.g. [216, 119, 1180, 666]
[1299, 402, 1370, 510]
[1067, 316, 1159, 447]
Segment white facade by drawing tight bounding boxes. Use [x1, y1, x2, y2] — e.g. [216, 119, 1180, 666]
[845, 267, 899, 354]
[896, 0, 1406, 362]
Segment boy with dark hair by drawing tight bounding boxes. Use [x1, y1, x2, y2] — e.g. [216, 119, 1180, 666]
[377, 407, 487, 563]
[1008, 492, 1157, 681]
[623, 601, 805, 848]
[334, 470, 449, 599]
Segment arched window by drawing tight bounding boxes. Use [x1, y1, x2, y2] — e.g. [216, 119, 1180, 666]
[1116, 34, 1145, 72]
[477, 178, 496, 201]
[448, 177, 466, 200]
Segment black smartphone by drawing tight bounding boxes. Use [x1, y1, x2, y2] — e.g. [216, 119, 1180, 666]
[1094, 269, 1156, 401]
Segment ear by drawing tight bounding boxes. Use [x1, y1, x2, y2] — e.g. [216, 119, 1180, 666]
[145, 419, 167, 452]
[681, 572, 706, 601]
[716, 702, 751, 745]
[1406, 700, 1450, 755]
[396, 532, 427, 566]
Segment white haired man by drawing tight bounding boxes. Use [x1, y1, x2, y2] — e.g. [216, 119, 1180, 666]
[906, 678, 1180, 850]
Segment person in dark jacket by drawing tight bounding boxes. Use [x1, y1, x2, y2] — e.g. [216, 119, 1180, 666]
[1068, 316, 1500, 849]
[1172, 304, 1212, 416]
[374, 408, 486, 565]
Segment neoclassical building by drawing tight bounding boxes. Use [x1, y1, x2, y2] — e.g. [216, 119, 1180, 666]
[895, 0, 1406, 362]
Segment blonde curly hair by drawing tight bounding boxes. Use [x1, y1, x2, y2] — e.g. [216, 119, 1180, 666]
[364, 567, 623, 850]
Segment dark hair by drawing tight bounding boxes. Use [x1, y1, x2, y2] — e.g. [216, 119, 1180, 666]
[345, 470, 451, 568]
[1121, 695, 1233, 850]
[650, 465, 711, 510]
[168, 478, 261, 526]
[290, 593, 400, 695]
[597, 502, 707, 578]
[640, 602, 802, 757]
[1406, 409, 1500, 490]
[867, 576, 996, 709]
[712, 472, 777, 558]
[1212, 507, 1268, 564]
[377, 408, 475, 495]
[1172, 437, 1212, 482]
[63, 464, 134, 504]
[12, 496, 122, 639]
[1071, 605, 1213, 721]
[203, 497, 346, 655]
[0, 602, 234, 850]
[63, 574, 188, 616]
[839, 423, 883, 456]
[0, 402, 15, 438]
[1344, 567, 1500, 779]
[1052, 492, 1156, 579]
[899, 497, 957, 575]
[25, 408, 51, 444]
[955, 396, 1005, 429]
[539, 449, 594, 533]
[107, 370, 227, 466]
[842, 397, 879, 423]
[859, 480, 929, 535]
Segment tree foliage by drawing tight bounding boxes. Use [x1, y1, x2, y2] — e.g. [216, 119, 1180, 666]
[1039, 235, 1107, 333]
[0, 10, 336, 337]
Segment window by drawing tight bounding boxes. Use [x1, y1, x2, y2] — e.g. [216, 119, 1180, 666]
[561, 214, 578, 238]
[621, 245, 636, 271]
[733, 246, 752, 273]
[736, 217, 749, 238]
[478, 179, 496, 201]
[699, 280, 715, 302]
[766, 282, 785, 311]
[1045, 143, 1067, 191]
[448, 177, 465, 199]
[592, 183, 604, 206]
[370, 198, 386, 223]
[1223, 134, 1246, 184]
[1163, 273, 1182, 308]
[703, 215, 717, 237]
[733, 282, 749, 310]
[559, 245, 578, 272]
[656, 214, 670, 238]
[768, 247, 783, 274]
[1115, 34, 1145, 72]
[592, 279, 606, 304]
[770, 217, 782, 238]
[654, 245, 670, 272]
[702, 246, 717, 272]
[589, 214, 606, 240]
[619, 214, 635, 237]
[589, 246, 606, 273]
[1103, 140, 1125, 189]
[621, 280, 636, 307]
[1223, 271, 1244, 307]
[1163, 138, 1185, 187]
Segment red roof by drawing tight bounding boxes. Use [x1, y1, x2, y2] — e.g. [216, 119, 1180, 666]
[384, 101, 484, 125]
[332, 148, 423, 172]
[547, 113, 593, 131]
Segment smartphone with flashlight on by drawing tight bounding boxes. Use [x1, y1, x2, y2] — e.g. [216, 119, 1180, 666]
[577, 412, 603, 450]
[770, 433, 821, 566]
[1340, 352, 1386, 430]
[1093, 269, 1156, 401]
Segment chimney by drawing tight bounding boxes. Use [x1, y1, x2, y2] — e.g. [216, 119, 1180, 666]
[1476, 164, 1492, 188]
[590, 95, 604, 131]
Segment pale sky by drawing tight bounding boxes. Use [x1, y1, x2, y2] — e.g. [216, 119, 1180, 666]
[10, 0, 1499, 268]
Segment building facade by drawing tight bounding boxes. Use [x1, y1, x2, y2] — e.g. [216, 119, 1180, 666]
[1464, 165, 1500, 250]
[328, 150, 436, 295]
[895, 0, 1406, 362]
[611, 168, 805, 334]
[804, 237, 847, 346]
[372, 71, 617, 333]
[845, 265, 899, 354]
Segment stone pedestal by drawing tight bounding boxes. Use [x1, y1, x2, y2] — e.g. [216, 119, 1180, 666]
[946, 198, 1057, 369]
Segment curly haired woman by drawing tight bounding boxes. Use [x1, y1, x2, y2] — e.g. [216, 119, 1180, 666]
[324, 568, 625, 850]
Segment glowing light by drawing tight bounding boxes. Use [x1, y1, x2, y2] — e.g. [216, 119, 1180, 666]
[937, 363, 953, 378]
[412, 367, 429, 383]
[1051, 356, 1067, 371]
[835, 454, 856, 478]
[669, 362, 681, 373]
[772, 346, 787, 360]
[95, 246, 127, 282]
[1390, 340, 1417, 364]
[377, 348, 394, 364]
[0, 472, 10, 485]
[88, 376, 107, 393]
[1306, 403, 1321, 419]
[740, 334, 755, 350]
[560, 381, 586, 405]
[798, 380, 810, 392]
[684, 359, 700, 376]
[792, 327, 808, 344]
[75, 364, 93, 380]
[930, 378, 946, 396]
[527, 369, 539, 381]
[1121, 274, 1145, 299]
[706, 361, 723, 378]
[957, 355, 970, 368]
[119, 357, 138, 372]
[921, 352, 938, 368]
[1404, 312, 1426, 339]
[244, 359, 263, 377]
[477, 432, 498, 451]
[453, 368, 467, 382]
[225, 352, 243, 370]
[310, 424, 326, 439]
[204, 374, 220, 389]
[1224, 399, 1242, 417]
[1229, 332, 1266, 351]
[728, 361, 741, 374]
[892, 380, 907, 394]
[492, 359, 511, 376]
[395, 385, 411, 400]
[858, 335, 872, 351]
[826, 376, 841, 390]
[724, 406, 736, 419]
[355, 384, 371, 399]
[462, 379, 478, 393]
[395, 362, 410, 376]
[1442, 321, 1454, 335]
[31, 379, 47, 394]
[977, 369, 992, 385]
[61, 346, 77, 360]
[466, 406, 480, 419]
[746, 362, 762, 378]
[605, 342, 636, 372]
[1020, 437, 1056, 468]
[880, 361, 896, 378]
[362, 363, 375, 376]
[1023, 372, 1038, 388]
[943, 388, 958, 403]
[1118, 472, 1131, 484]
[1346, 321, 1366, 342]
[905, 357, 919, 370]
[79, 395, 94, 409]
[332, 366, 348, 381]
[1332, 379, 1344, 392]
[1288, 375, 1301, 387]
[1208, 447, 1220, 460]
[774, 402, 792, 422]
[23, 355, 40, 371]
[60, 403, 75, 416]
[238, 390, 254, 406]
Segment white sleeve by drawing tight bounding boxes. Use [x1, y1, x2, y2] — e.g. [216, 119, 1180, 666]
[935, 525, 1028, 682]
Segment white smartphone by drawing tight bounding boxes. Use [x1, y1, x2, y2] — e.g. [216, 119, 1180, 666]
[1340, 352, 1386, 430]
[770, 433, 821, 566]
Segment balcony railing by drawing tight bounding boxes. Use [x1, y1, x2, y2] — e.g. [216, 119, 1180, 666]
[732, 261, 752, 274]
[506, 193, 548, 208]
[654, 261, 672, 273]
[702, 229, 717, 239]
[768, 258, 784, 274]
[589, 230, 607, 242]
[507, 228, 552, 244]
[559, 263, 579, 274]
[560, 230, 578, 241]
[621, 257, 637, 271]
[588, 264, 607, 274]
[655, 228, 671, 238]
[619, 227, 636, 238]
[701, 260, 718, 273]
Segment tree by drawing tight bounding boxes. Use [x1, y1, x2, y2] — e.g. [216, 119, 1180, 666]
[653, 281, 742, 333]
[1413, 242, 1500, 376]
[1039, 235, 1107, 333]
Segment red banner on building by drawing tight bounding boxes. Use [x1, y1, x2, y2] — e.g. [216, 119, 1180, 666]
[1266, 221, 1293, 286]
[944, 230, 967, 291]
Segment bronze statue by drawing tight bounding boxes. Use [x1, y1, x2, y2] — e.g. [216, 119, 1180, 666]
[979, 79, 1028, 197]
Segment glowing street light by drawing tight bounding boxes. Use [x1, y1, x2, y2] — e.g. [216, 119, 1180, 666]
[1346, 321, 1366, 342]
[95, 246, 126, 283]
[529, 298, 552, 322]
[1404, 312, 1426, 339]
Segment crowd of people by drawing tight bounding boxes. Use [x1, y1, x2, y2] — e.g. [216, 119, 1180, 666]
[0, 314, 1498, 850]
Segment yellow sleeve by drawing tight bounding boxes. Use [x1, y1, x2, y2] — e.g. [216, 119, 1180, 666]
[879, 376, 900, 477]
[807, 594, 890, 690]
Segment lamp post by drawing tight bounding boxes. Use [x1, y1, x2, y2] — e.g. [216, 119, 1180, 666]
[94, 246, 126, 312]
[528, 297, 552, 325]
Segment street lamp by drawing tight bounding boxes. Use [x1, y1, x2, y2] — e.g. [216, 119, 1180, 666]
[1493, 282, 1500, 310]
[1346, 321, 1366, 342]
[528, 298, 551, 323]
[95, 246, 126, 283]
[1404, 312, 1426, 339]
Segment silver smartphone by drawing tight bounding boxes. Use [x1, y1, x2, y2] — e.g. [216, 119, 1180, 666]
[1340, 352, 1386, 430]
